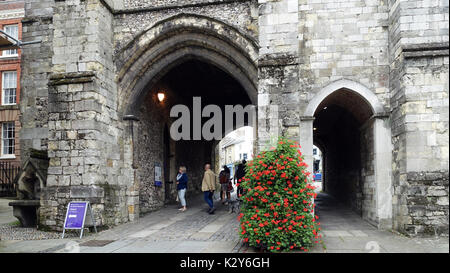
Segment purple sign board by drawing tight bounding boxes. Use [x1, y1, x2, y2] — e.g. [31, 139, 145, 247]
[64, 202, 87, 229]
[62, 201, 97, 239]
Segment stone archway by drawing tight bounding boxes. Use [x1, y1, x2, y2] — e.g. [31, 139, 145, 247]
[304, 79, 385, 117]
[301, 79, 393, 229]
[116, 13, 259, 116]
[115, 14, 259, 219]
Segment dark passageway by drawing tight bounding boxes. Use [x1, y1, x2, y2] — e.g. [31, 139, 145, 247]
[313, 88, 375, 217]
[135, 59, 254, 215]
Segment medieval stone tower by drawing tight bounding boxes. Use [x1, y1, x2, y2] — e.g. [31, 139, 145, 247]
[20, 0, 448, 236]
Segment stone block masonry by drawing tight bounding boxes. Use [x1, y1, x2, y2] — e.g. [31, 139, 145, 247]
[41, 73, 130, 229]
[19, 0, 54, 162]
[34, 0, 135, 230]
[389, 0, 449, 236]
[18, 0, 448, 237]
[258, 0, 301, 150]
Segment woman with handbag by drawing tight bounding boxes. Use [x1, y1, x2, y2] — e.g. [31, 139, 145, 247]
[176, 166, 188, 212]
[219, 165, 231, 205]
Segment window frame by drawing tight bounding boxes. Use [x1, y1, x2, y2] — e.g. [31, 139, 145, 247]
[1, 71, 17, 106]
[1, 122, 15, 158]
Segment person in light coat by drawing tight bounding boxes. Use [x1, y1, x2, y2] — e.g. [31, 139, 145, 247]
[202, 163, 216, 214]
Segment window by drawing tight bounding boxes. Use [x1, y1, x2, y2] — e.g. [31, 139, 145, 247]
[313, 148, 317, 155]
[2, 122, 15, 155]
[2, 71, 17, 105]
[2, 24, 19, 56]
[243, 153, 247, 160]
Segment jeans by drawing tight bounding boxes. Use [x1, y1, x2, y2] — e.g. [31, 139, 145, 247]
[203, 191, 214, 209]
[178, 188, 186, 207]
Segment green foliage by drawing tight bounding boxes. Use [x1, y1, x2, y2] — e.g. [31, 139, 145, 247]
[237, 137, 321, 252]
[7, 220, 21, 227]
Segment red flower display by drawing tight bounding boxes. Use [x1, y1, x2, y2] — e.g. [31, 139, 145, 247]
[238, 137, 321, 252]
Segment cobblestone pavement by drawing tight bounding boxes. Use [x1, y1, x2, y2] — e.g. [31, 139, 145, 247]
[60, 194, 242, 253]
[0, 225, 81, 241]
[237, 190, 449, 253]
[0, 197, 80, 241]
[0, 187, 448, 253]
[0, 192, 242, 253]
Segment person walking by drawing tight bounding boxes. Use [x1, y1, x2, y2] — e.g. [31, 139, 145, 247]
[176, 166, 188, 212]
[234, 160, 246, 199]
[202, 163, 217, 214]
[219, 165, 231, 205]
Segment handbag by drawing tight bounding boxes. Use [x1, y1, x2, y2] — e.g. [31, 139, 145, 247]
[228, 181, 234, 192]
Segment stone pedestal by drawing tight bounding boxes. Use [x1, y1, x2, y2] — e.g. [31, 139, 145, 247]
[9, 200, 40, 227]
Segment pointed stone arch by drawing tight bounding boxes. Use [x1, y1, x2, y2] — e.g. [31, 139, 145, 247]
[115, 13, 259, 116]
[304, 79, 386, 117]
[115, 13, 260, 219]
[300, 79, 392, 229]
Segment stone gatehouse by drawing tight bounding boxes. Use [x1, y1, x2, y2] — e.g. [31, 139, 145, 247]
[19, 0, 448, 236]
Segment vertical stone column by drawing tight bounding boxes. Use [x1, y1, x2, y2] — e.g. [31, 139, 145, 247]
[389, 0, 449, 235]
[123, 115, 139, 222]
[20, 0, 54, 163]
[257, 102, 280, 151]
[258, 0, 300, 151]
[299, 116, 315, 216]
[373, 115, 393, 229]
[39, 0, 130, 230]
[299, 117, 314, 174]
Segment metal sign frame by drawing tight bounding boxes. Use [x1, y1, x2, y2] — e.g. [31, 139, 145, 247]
[62, 201, 97, 239]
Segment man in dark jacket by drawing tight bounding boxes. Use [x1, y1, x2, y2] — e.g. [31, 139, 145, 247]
[219, 165, 231, 205]
[234, 160, 246, 199]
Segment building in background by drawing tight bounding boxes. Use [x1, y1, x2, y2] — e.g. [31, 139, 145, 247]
[0, 0, 23, 165]
[312, 145, 322, 181]
[219, 126, 254, 176]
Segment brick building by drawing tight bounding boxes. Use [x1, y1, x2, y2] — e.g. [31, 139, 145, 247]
[0, 0, 23, 165]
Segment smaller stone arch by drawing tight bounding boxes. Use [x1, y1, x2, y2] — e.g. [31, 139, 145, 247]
[302, 78, 393, 229]
[304, 79, 385, 117]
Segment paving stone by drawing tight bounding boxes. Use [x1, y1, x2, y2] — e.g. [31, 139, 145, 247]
[19, 0, 449, 239]
[127, 229, 158, 238]
[202, 241, 240, 253]
[189, 232, 214, 240]
[323, 230, 354, 237]
[170, 241, 212, 253]
[349, 230, 369, 237]
[0, 193, 448, 253]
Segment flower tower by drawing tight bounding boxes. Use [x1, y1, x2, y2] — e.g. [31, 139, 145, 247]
[238, 138, 321, 252]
